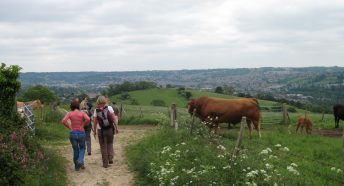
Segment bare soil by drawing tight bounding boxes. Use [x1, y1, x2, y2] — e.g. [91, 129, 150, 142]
[315, 128, 343, 138]
[59, 125, 155, 186]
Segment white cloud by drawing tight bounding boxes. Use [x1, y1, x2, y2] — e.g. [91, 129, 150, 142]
[0, 0, 344, 72]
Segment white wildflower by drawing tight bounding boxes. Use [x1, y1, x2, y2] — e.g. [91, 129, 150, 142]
[217, 155, 225, 158]
[331, 167, 336, 171]
[266, 148, 272, 152]
[281, 147, 290, 152]
[217, 145, 226, 151]
[275, 144, 282, 148]
[269, 155, 278, 159]
[223, 165, 231, 170]
[337, 169, 343, 173]
[260, 149, 269, 155]
[291, 163, 298, 167]
[287, 166, 300, 175]
[161, 146, 172, 154]
[186, 167, 195, 174]
[265, 163, 273, 169]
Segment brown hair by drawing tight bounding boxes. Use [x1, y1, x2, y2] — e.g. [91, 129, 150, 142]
[70, 99, 80, 111]
[96, 95, 107, 105]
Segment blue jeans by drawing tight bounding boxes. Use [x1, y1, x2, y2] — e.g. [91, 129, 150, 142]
[69, 131, 86, 170]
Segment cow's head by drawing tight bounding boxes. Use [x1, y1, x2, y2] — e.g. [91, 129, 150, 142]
[187, 99, 196, 115]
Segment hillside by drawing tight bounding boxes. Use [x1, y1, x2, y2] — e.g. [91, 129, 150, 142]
[19, 67, 344, 111]
[111, 88, 285, 108]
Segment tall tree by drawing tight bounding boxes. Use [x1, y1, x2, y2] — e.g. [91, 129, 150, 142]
[21, 85, 57, 104]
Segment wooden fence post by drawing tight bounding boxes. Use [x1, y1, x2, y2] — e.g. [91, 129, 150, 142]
[233, 116, 246, 156]
[170, 104, 177, 128]
[139, 107, 143, 118]
[190, 108, 196, 135]
[321, 111, 325, 121]
[282, 103, 289, 124]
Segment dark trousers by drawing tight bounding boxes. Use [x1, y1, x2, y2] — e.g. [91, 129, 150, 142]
[97, 128, 114, 167]
[85, 127, 92, 153]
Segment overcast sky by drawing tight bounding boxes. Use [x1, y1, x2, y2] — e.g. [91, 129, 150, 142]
[1, 0, 344, 72]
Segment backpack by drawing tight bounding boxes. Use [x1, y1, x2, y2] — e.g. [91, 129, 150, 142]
[96, 106, 114, 130]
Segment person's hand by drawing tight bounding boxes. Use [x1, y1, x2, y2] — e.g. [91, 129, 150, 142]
[115, 128, 119, 134]
[93, 130, 97, 138]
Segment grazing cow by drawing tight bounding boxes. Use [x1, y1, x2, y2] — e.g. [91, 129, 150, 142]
[333, 104, 344, 128]
[16, 99, 43, 110]
[296, 116, 313, 135]
[188, 96, 262, 138]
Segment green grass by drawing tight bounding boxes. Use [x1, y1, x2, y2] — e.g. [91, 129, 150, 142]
[21, 108, 69, 186]
[23, 148, 67, 186]
[126, 119, 343, 186]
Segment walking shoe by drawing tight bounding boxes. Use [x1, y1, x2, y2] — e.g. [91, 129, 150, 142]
[103, 165, 108, 168]
[80, 165, 85, 169]
[88, 152, 91, 155]
[109, 160, 113, 164]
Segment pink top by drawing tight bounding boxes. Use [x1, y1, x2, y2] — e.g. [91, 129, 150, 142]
[62, 110, 90, 131]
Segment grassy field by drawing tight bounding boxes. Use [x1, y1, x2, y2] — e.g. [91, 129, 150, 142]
[21, 108, 68, 186]
[126, 112, 343, 186]
[120, 89, 342, 186]
[54, 88, 342, 185]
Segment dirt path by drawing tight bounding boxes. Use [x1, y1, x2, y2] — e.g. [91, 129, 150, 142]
[60, 125, 155, 186]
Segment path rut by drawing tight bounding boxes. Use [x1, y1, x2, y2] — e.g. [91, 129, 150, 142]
[59, 125, 154, 186]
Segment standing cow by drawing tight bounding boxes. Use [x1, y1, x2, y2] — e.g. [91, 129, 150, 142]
[333, 104, 344, 128]
[188, 96, 262, 138]
[296, 116, 312, 134]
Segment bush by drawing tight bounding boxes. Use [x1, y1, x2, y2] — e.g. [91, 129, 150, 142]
[287, 107, 297, 113]
[150, 99, 166, 107]
[43, 109, 65, 123]
[120, 92, 131, 100]
[130, 98, 139, 105]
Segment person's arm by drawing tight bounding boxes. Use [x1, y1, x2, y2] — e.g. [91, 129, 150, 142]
[61, 112, 72, 130]
[93, 110, 98, 137]
[114, 114, 119, 134]
[83, 112, 90, 126]
[108, 106, 119, 134]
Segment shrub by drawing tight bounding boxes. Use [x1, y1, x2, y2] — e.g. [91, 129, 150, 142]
[43, 109, 65, 123]
[120, 92, 131, 100]
[287, 107, 297, 113]
[151, 99, 166, 107]
[130, 98, 139, 105]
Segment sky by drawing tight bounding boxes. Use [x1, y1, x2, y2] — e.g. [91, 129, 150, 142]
[0, 0, 344, 72]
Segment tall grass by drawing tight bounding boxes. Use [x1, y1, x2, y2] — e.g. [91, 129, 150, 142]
[126, 113, 343, 186]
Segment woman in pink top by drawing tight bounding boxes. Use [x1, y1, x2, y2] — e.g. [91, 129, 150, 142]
[61, 99, 90, 171]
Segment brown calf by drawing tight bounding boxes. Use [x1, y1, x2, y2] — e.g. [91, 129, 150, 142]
[296, 116, 313, 135]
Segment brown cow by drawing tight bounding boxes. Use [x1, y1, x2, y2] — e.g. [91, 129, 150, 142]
[16, 99, 43, 109]
[296, 116, 312, 135]
[188, 96, 262, 138]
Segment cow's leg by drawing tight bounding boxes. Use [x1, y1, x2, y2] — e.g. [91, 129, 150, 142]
[252, 120, 261, 138]
[301, 125, 304, 134]
[296, 123, 300, 133]
[335, 117, 339, 128]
